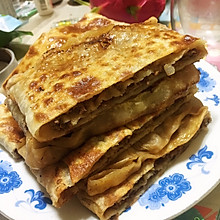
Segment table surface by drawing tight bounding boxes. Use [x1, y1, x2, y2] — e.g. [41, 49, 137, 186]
[1, 0, 220, 219]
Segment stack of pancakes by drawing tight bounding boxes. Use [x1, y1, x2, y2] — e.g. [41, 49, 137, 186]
[0, 13, 210, 220]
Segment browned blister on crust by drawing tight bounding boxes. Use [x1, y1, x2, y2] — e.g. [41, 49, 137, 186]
[0, 104, 25, 158]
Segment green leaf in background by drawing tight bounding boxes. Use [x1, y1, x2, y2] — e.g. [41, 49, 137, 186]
[0, 30, 33, 47]
[73, 0, 90, 6]
[126, 6, 139, 20]
[217, 209, 220, 220]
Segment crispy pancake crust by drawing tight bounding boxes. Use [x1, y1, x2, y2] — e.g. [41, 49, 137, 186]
[0, 104, 25, 158]
[3, 14, 207, 142]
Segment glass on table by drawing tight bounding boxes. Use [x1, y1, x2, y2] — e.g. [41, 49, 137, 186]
[170, 0, 220, 70]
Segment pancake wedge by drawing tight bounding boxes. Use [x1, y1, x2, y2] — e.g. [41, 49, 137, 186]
[9, 64, 200, 169]
[2, 14, 207, 142]
[0, 96, 211, 209]
[76, 98, 210, 220]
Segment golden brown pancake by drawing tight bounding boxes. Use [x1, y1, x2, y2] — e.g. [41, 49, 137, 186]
[0, 12, 210, 220]
[2, 14, 207, 143]
[8, 64, 200, 169]
[76, 98, 210, 220]
[0, 95, 211, 210]
[0, 104, 25, 158]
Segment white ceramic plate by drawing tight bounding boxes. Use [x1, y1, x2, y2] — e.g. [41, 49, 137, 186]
[0, 60, 220, 220]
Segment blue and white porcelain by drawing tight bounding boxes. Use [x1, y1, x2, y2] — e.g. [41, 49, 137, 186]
[0, 60, 220, 220]
[0, 160, 22, 194]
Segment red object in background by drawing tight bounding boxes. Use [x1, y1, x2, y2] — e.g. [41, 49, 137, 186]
[90, 0, 166, 23]
[194, 205, 219, 220]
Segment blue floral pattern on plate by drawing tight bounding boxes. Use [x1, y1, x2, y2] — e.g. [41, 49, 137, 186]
[205, 94, 220, 106]
[139, 184, 169, 210]
[138, 173, 191, 210]
[197, 67, 216, 92]
[15, 189, 52, 210]
[0, 160, 22, 194]
[186, 145, 213, 174]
